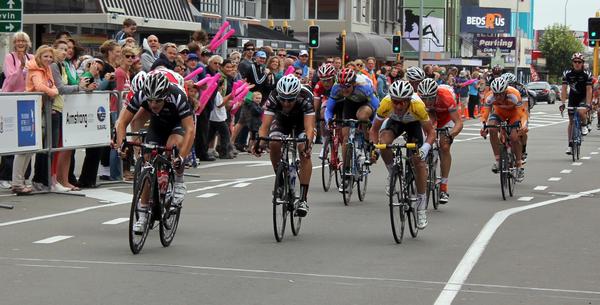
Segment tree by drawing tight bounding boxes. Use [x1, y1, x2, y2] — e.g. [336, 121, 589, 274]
[538, 23, 585, 79]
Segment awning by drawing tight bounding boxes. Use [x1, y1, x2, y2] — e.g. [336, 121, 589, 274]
[99, 0, 194, 22]
[238, 24, 305, 51]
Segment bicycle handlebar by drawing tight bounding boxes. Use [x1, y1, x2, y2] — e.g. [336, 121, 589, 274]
[374, 143, 418, 150]
[257, 136, 308, 143]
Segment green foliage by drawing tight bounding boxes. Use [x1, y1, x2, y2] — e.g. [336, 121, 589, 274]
[538, 23, 585, 78]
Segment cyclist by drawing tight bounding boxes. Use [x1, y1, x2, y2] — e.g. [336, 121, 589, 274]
[561, 53, 593, 153]
[417, 78, 463, 204]
[324, 68, 380, 188]
[479, 77, 528, 182]
[502, 72, 529, 164]
[114, 73, 196, 232]
[314, 63, 337, 158]
[406, 66, 427, 91]
[253, 75, 315, 217]
[370, 80, 435, 229]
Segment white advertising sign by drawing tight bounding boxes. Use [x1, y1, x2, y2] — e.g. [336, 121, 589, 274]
[0, 94, 43, 154]
[61, 92, 111, 148]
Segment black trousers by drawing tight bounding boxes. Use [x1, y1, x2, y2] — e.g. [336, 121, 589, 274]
[78, 147, 102, 186]
[194, 110, 211, 159]
[0, 155, 14, 180]
[468, 94, 480, 119]
[208, 120, 231, 155]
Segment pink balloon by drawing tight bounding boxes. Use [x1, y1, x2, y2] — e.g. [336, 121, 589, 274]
[208, 21, 230, 48]
[184, 66, 204, 81]
[284, 65, 295, 76]
[209, 29, 236, 52]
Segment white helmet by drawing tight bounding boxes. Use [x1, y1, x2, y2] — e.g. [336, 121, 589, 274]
[501, 73, 517, 84]
[417, 78, 438, 98]
[389, 80, 414, 99]
[130, 71, 147, 93]
[276, 74, 301, 99]
[490, 77, 509, 94]
[406, 66, 426, 81]
[143, 72, 170, 100]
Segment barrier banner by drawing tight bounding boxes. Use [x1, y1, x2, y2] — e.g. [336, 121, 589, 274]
[61, 93, 111, 148]
[0, 95, 43, 154]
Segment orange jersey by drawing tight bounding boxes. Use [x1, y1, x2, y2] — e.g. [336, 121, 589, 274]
[480, 86, 528, 124]
[426, 85, 458, 127]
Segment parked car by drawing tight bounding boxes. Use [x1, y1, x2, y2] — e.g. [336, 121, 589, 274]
[550, 84, 561, 99]
[527, 81, 556, 104]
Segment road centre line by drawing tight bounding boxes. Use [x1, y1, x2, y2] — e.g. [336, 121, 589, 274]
[16, 264, 88, 269]
[572, 162, 582, 166]
[3, 256, 600, 298]
[591, 152, 599, 155]
[33, 235, 73, 244]
[102, 218, 129, 225]
[548, 177, 561, 181]
[433, 188, 600, 305]
[560, 169, 572, 174]
[533, 186, 548, 191]
[517, 197, 534, 201]
[581, 156, 591, 160]
[196, 193, 219, 198]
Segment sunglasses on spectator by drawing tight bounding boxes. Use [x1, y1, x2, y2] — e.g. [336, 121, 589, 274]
[245, 48, 255, 51]
[278, 53, 286, 57]
[294, 72, 302, 76]
[124, 54, 135, 59]
[180, 50, 189, 54]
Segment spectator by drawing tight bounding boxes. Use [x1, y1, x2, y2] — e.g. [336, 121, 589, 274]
[293, 50, 309, 78]
[0, 32, 33, 190]
[199, 48, 212, 66]
[261, 56, 279, 100]
[12, 45, 58, 194]
[332, 57, 342, 70]
[276, 49, 287, 68]
[150, 42, 177, 70]
[191, 29, 209, 47]
[455, 70, 470, 116]
[247, 51, 268, 89]
[141, 35, 160, 72]
[238, 42, 255, 79]
[121, 35, 137, 49]
[178, 44, 190, 61]
[245, 91, 263, 151]
[130, 56, 143, 77]
[194, 55, 222, 162]
[208, 56, 233, 159]
[114, 18, 137, 43]
[115, 46, 136, 180]
[55, 31, 71, 41]
[377, 66, 389, 99]
[468, 71, 481, 119]
[365, 56, 378, 87]
[185, 53, 199, 75]
[228, 51, 241, 65]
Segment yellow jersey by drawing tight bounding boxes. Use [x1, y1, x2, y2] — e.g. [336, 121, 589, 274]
[376, 93, 430, 123]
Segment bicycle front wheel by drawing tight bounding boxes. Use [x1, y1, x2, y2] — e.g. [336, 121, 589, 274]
[357, 155, 369, 202]
[160, 170, 181, 247]
[499, 147, 508, 200]
[507, 152, 516, 197]
[342, 144, 354, 205]
[405, 163, 419, 238]
[389, 168, 405, 244]
[273, 163, 289, 242]
[129, 168, 153, 254]
[290, 167, 302, 236]
[428, 154, 439, 210]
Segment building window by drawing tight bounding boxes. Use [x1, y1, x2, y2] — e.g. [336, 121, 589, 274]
[261, 0, 293, 19]
[25, 0, 99, 13]
[353, 0, 368, 23]
[305, 0, 341, 20]
[387, 0, 396, 21]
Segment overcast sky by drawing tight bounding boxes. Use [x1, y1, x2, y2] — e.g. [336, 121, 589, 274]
[534, 0, 600, 31]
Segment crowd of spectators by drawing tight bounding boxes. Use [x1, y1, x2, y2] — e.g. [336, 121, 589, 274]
[0, 18, 494, 195]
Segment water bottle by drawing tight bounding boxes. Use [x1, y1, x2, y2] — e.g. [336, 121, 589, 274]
[289, 162, 297, 192]
[158, 169, 168, 195]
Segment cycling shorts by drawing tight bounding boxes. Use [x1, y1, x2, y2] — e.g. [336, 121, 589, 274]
[146, 121, 185, 146]
[380, 119, 424, 146]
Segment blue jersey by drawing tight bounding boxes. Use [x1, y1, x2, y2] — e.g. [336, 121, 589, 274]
[324, 84, 380, 122]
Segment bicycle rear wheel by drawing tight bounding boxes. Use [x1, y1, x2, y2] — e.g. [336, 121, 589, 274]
[273, 163, 289, 242]
[132, 157, 144, 195]
[321, 139, 333, 192]
[159, 170, 181, 247]
[389, 168, 405, 244]
[332, 135, 342, 189]
[342, 144, 354, 205]
[129, 169, 153, 254]
[290, 167, 302, 236]
[405, 162, 419, 238]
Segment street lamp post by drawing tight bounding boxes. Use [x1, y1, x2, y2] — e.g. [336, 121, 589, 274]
[564, 0, 570, 26]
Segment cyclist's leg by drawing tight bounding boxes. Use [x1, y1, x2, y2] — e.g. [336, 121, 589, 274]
[405, 122, 426, 196]
[167, 126, 186, 206]
[356, 104, 373, 142]
[267, 120, 285, 171]
[379, 119, 401, 174]
[297, 130, 312, 206]
[341, 101, 359, 168]
[487, 115, 501, 163]
[438, 121, 454, 188]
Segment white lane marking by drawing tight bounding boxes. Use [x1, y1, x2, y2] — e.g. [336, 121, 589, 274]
[518, 196, 534, 201]
[591, 152, 599, 155]
[102, 218, 129, 225]
[581, 156, 591, 160]
[434, 188, 600, 305]
[533, 186, 548, 191]
[461, 128, 482, 131]
[456, 132, 481, 136]
[33, 235, 73, 244]
[527, 123, 544, 127]
[560, 169, 572, 174]
[17, 264, 88, 269]
[197, 161, 272, 169]
[0, 201, 128, 228]
[78, 188, 131, 203]
[246, 162, 273, 167]
[572, 162, 583, 166]
[232, 182, 251, 188]
[0, 194, 15, 197]
[4, 256, 600, 298]
[548, 177, 561, 181]
[196, 193, 219, 198]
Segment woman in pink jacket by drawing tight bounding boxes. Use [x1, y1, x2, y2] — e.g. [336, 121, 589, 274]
[11, 45, 58, 194]
[0, 32, 33, 190]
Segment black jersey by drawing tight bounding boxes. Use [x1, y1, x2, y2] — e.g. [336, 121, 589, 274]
[264, 86, 315, 122]
[562, 69, 592, 103]
[127, 84, 192, 127]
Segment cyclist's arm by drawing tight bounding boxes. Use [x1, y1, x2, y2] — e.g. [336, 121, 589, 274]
[258, 113, 274, 139]
[179, 115, 196, 158]
[324, 96, 336, 123]
[422, 119, 436, 146]
[448, 110, 463, 138]
[369, 117, 384, 143]
[586, 84, 593, 105]
[304, 114, 316, 145]
[115, 107, 135, 148]
[368, 91, 381, 114]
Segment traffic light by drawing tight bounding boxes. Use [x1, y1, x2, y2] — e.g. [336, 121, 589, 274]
[588, 17, 600, 46]
[336, 34, 343, 51]
[392, 35, 401, 53]
[308, 25, 320, 48]
[591, 40, 597, 47]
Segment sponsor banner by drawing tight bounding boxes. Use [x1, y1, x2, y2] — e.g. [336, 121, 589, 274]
[461, 6, 511, 34]
[403, 8, 445, 52]
[61, 93, 111, 148]
[0, 94, 43, 154]
[476, 36, 516, 53]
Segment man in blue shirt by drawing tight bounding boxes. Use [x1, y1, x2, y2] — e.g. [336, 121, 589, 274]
[294, 50, 310, 78]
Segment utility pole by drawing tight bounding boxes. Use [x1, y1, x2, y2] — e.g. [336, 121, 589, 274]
[418, 0, 424, 67]
[220, 0, 227, 58]
[513, 0, 520, 76]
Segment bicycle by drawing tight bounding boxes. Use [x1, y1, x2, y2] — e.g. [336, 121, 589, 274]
[337, 119, 372, 205]
[125, 142, 182, 254]
[258, 135, 307, 242]
[320, 119, 342, 192]
[484, 121, 520, 200]
[426, 127, 449, 210]
[561, 106, 584, 161]
[375, 141, 419, 244]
